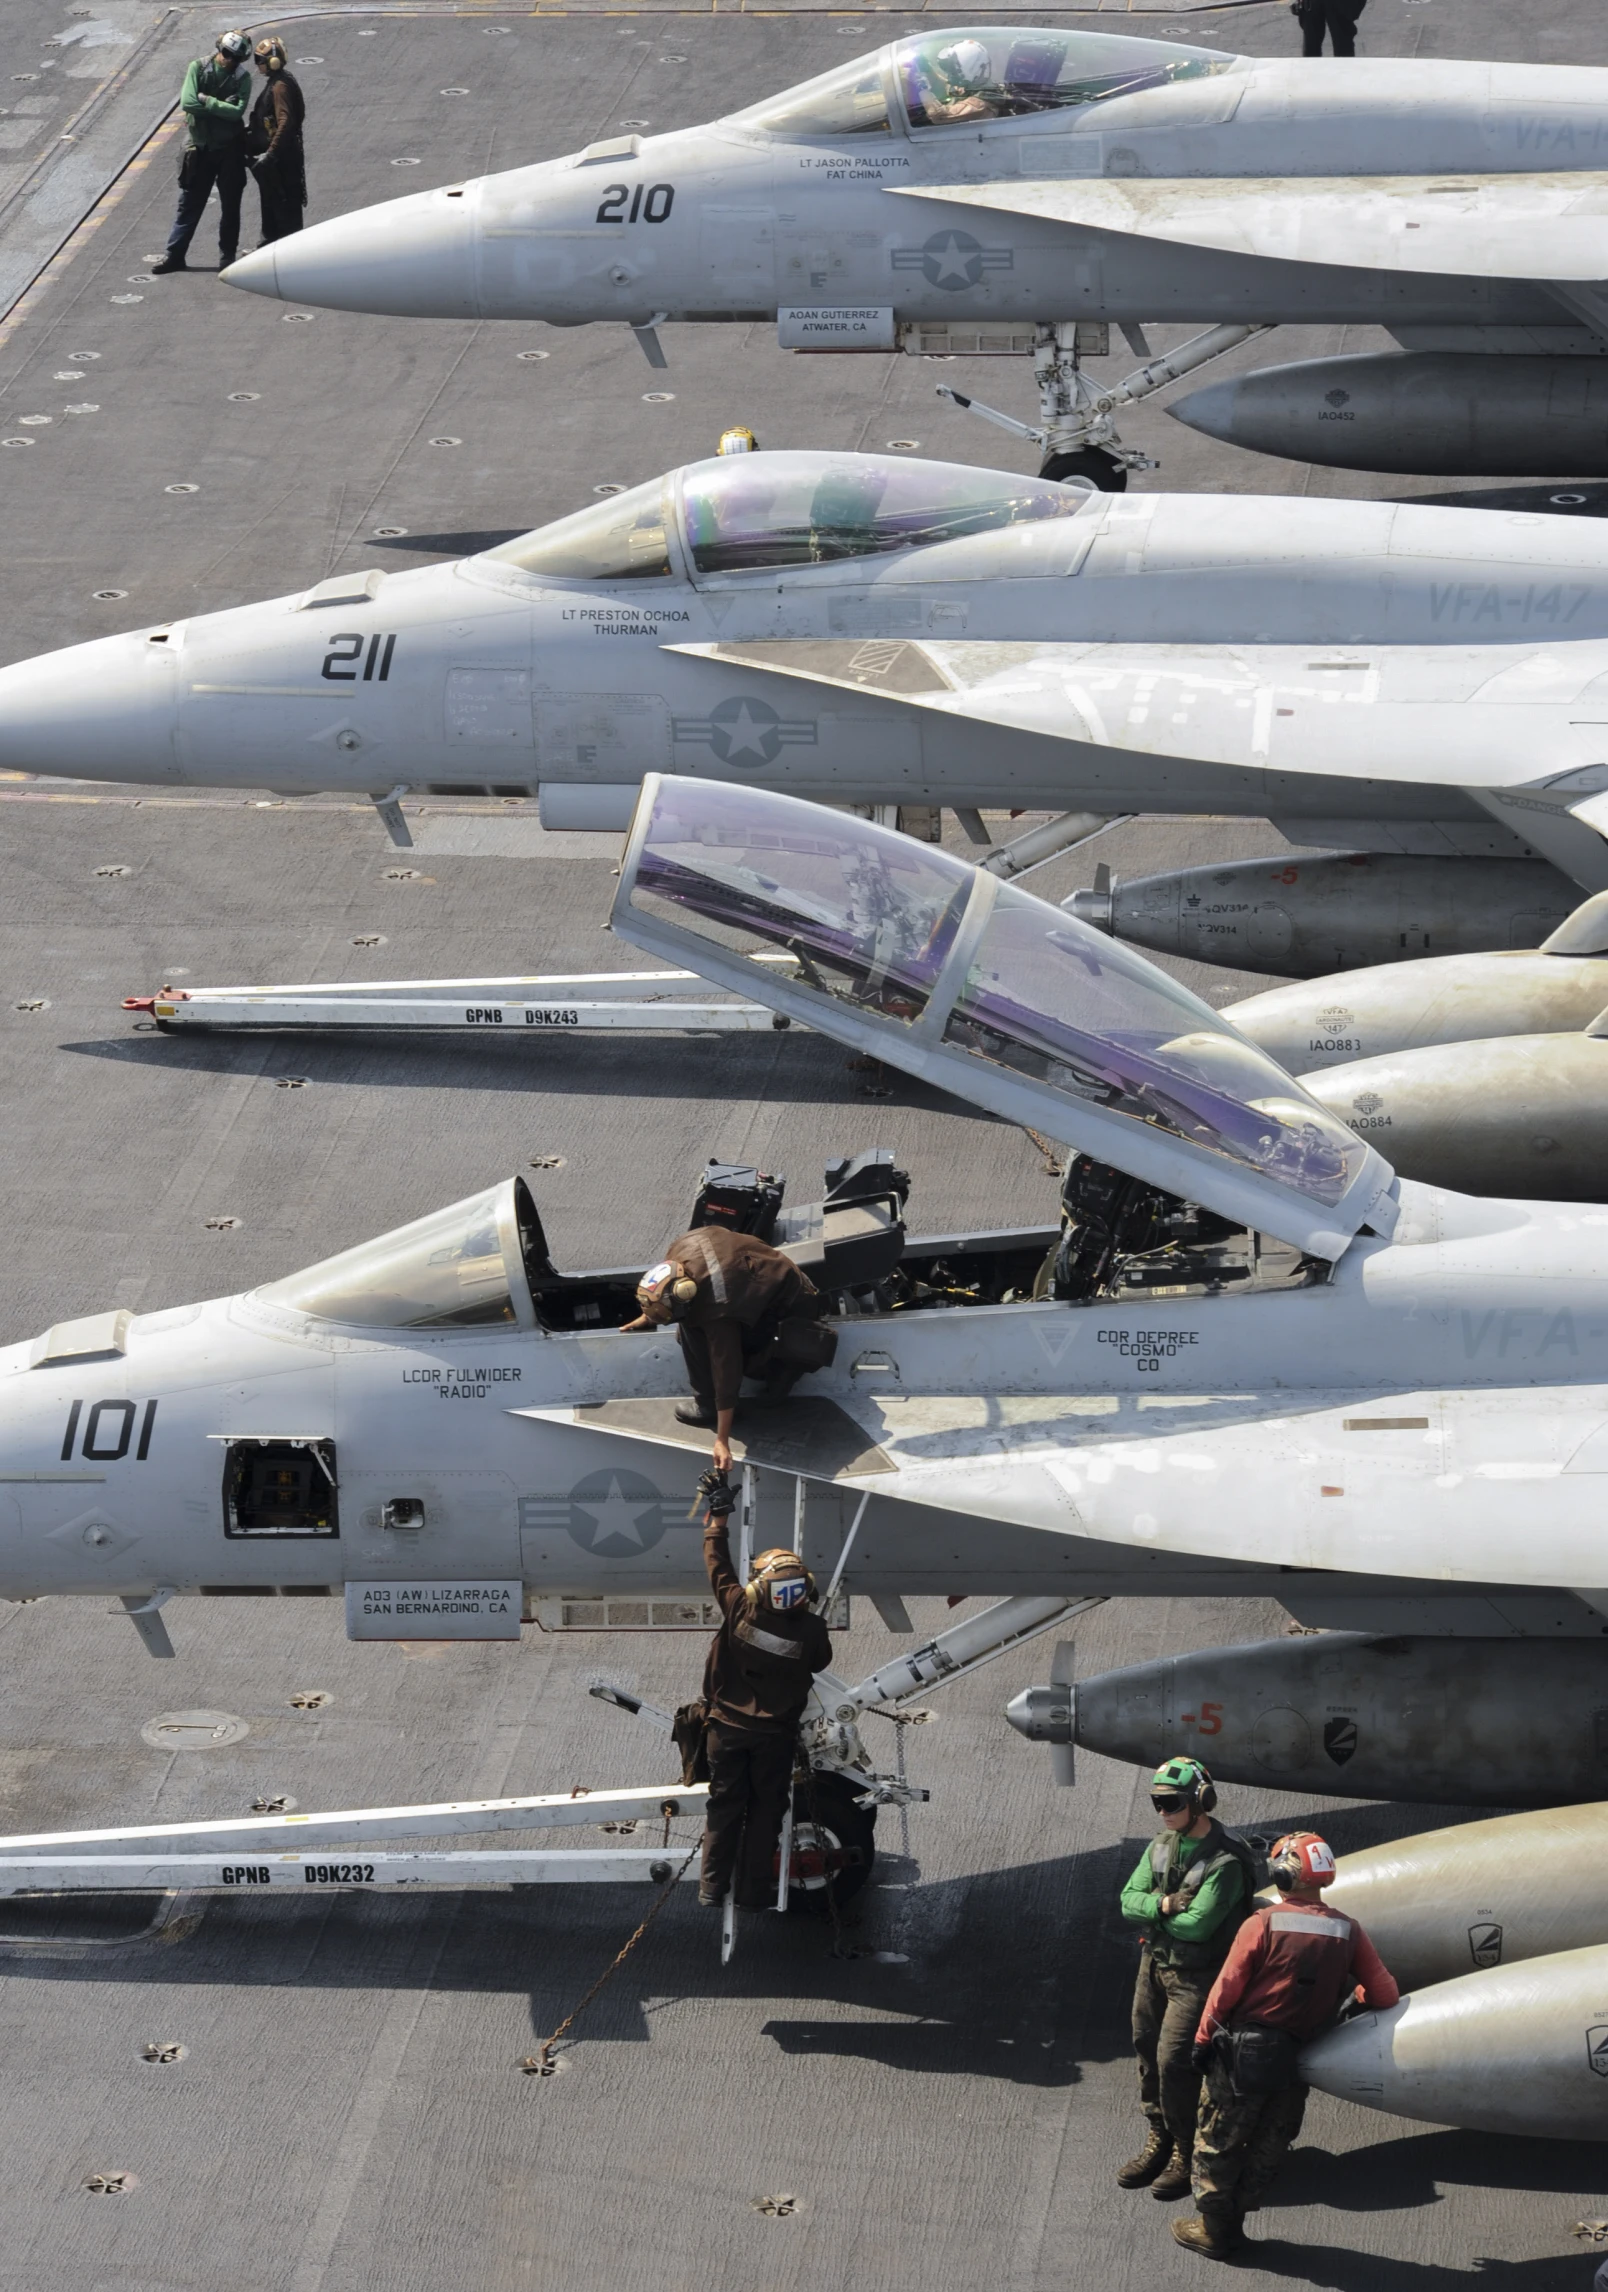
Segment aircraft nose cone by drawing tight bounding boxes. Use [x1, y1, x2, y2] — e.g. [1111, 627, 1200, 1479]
[0, 630, 178, 781]
[222, 186, 478, 318]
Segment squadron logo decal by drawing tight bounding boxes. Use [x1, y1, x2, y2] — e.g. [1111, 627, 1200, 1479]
[1322, 1716, 1358, 1767]
[520, 1469, 673, 1559]
[1588, 2025, 1608, 2078]
[672, 695, 818, 767]
[891, 230, 1013, 292]
[1468, 1922, 1503, 1970]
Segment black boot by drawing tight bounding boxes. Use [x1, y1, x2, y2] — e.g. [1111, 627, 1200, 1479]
[675, 1402, 716, 1428]
[1116, 2129, 1173, 2188]
[151, 255, 187, 275]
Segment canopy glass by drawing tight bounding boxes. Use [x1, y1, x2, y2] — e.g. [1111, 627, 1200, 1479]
[257, 1180, 538, 1329]
[896, 28, 1233, 128]
[680, 452, 1087, 576]
[485, 479, 673, 583]
[740, 53, 893, 139]
[619, 780, 1379, 1237]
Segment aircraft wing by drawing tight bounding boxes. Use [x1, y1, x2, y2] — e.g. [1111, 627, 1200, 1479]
[516, 1392, 1608, 1594]
[900, 173, 1608, 283]
[609, 775, 1396, 1261]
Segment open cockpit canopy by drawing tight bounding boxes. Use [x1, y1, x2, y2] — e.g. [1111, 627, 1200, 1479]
[613, 778, 1397, 1261]
[732, 27, 1233, 141]
[255, 1178, 549, 1330]
[481, 452, 1091, 585]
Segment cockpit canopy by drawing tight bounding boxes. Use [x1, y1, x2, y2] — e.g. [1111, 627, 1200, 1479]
[483, 451, 1092, 585]
[613, 779, 1396, 1262]
[255, 1178, 547, 1330]
[734, 27, 1233, 141]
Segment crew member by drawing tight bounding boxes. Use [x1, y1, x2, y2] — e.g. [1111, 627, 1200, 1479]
[695, 1471, 832, 1909]
[717, 426, 760, 455]
[152, 31, 252, 275]
[1292, 0, 1366, 57]
[621, 1227, 833, 1473]
[1175, 1830, 1399, 2260]
[247, 36, 307, 247]
[1118, 1759, 1257, 2205]
[917, 38, 1002, 122]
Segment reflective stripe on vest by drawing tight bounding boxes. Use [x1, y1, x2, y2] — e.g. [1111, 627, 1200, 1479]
[737, 1619, 803, 1660]
[692, 1233, 728, 1306]
[1269, 1908, 1352, 1939]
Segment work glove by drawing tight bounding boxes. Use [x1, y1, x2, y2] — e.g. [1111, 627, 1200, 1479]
[1191, 2040, 1216, 2073]
[695, 1466, 735, 1522]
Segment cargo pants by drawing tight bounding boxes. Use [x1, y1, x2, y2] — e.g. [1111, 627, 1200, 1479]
[1132, 1951, 1215, 2162]
[1192, 2057, 1309, 2225]
[701, 1721, 796, 1908]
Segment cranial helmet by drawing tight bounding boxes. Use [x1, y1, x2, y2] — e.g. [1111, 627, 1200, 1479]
[935, 37, 990, 90]
[217, 29, 252, 60]
[636, 1259, 698, 1317]
[255, 36, 287, 67]
[717, 426, 759, 456]
[1150, 1756, 1217, 1813]
[749, 1547, 815, 1611]
[1269, 1831, 1337, 1891]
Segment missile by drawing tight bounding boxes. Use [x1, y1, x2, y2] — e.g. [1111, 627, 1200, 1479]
[1300, 1029, 1608, 1199]
[1301, 1945, 1608, 2140]
[1064, 852, 1574, 980]
[1323, 1804, 1608, 1993]
[1224, 892, 1608, 1071]
[1004, 1633, 1608, 1807]
[1170, 350, 1608, 479]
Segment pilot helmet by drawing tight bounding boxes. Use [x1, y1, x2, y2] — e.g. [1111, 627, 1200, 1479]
[749, 1547, 815, 1611]
[1149, 1755, 1216, 1816]
[1269, 1831, 1337, 1892]
[635, 1259, 699, 1320]
[216, 29, 252, 61]
[717, 425, 759, 456]
[933, 37, 990, 93]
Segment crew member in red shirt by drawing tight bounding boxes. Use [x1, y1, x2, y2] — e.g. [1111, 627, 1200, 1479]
[1173, 1830, 1399, 2260]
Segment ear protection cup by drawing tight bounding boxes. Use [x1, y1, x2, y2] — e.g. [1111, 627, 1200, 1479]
[671, 1277, 697, 1306]
[1198, 1774, 1218, 1815]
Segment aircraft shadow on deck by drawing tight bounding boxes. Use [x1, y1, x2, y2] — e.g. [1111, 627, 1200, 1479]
[59, 1027, 953, 1112]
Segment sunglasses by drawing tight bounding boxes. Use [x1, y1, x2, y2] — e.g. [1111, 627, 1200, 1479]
[1150, 1794, 1189, 1814]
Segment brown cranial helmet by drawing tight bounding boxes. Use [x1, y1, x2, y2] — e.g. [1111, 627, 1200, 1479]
[749, 1548, 815, 1611]
[254, 36, 288, 67]
[636, 1259, 698, 1318]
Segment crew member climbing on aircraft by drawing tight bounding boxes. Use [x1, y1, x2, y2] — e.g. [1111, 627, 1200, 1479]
[692, 1471, 832, 1911]
[1175, 1831, 1399, 2260]
[620, 1228, 833, 1473]
[1118, 1760, 1258, 2205]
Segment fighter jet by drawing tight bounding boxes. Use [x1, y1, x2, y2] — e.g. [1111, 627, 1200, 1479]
[13, 449, 1608, 939]
[224, 28, 1608, 486]
[16, 774, 1608, 1823]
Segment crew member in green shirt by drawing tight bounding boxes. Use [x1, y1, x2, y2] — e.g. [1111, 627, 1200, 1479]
[152, 32, 252, 275]
[1117, 1757, 1257, 2204]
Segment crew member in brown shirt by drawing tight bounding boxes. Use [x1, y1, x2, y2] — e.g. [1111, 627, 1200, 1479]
[695, 1477, 832, 1908]
[621, 1226, 830, 1471]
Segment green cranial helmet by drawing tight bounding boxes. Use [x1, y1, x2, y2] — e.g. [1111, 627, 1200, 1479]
[1151, 1756, 1213, 1802]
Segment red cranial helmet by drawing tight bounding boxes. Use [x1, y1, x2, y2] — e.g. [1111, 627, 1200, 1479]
[1269, 1831, 1337, 1890]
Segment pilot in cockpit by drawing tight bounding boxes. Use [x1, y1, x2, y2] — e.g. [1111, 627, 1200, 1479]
[913, 39, 1003, 124]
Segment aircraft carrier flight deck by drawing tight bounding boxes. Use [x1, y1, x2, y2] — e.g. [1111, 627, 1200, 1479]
[0, 0, 1602, 2284]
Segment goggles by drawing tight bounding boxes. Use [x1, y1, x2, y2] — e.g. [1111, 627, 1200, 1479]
[1150, 1793, 1189, 1815]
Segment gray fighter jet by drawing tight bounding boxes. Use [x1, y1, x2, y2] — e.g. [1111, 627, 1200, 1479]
[14, 776, 1608, 1826]
[11, 450, 1608, 943]
[224, 28, 1608, 485]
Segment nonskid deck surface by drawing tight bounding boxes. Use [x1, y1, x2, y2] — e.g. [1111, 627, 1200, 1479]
[0, 1, 1604, 2287]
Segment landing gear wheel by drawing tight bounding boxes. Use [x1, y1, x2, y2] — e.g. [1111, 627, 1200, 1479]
[1040, 447, 1128, 493]
[782, 1769, 876, 1916]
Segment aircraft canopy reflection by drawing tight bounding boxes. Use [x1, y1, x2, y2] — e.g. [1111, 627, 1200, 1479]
[613, 777, 1396, 1260]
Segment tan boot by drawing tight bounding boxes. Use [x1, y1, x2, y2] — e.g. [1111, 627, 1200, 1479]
[1149, 2154, 1194, 2201]
[1116, 2129, 1173, 2188]
[1171, 2213, 1242, 2261]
